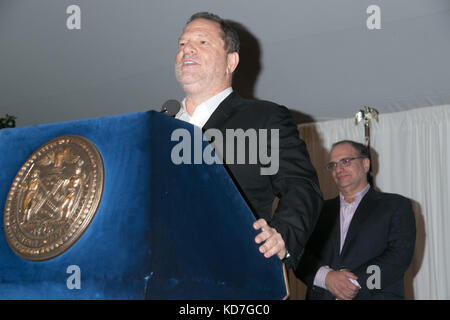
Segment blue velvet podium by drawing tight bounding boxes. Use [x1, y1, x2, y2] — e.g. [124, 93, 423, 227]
[0, 111, 287, 299]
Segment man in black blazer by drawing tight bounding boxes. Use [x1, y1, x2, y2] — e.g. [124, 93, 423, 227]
[174, 12, 323, 269]
[295, 140, 416, 299]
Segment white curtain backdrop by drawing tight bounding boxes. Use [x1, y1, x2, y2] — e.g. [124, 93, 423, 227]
[290, 104, 450, 300]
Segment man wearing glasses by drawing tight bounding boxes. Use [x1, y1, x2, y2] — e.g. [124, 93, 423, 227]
[295, 140, 416, 300]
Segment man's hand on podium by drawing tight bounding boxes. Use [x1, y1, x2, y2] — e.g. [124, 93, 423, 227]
[253, 218, 287, 260]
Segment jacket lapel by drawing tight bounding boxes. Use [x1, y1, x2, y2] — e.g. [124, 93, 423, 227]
[326, 197, 342, 261]
[202, 91, 241, 132]
[340, 188, 378, 257]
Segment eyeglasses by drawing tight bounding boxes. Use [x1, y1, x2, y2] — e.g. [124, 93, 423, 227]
[325, 157, 365, 172]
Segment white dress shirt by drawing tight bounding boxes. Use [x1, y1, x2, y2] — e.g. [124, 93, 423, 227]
[175, 87, 233, 129]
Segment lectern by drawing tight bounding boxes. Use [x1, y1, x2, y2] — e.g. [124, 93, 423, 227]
[0, 111, 288, 299]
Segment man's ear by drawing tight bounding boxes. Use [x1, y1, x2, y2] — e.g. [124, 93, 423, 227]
[226, 52, 239, 75]
[363, 157, 371, 173]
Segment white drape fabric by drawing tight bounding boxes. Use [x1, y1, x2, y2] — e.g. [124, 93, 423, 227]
[295, 104, 450, 300]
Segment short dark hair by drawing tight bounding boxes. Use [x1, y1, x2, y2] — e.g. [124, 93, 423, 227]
[331, 140, 370, 159]
[186, 12, 240, 54]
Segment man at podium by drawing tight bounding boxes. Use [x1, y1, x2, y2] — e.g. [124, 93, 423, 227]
[173, 12, 323, 270]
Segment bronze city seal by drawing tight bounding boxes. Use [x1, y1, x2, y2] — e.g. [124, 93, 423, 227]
[3, 135, 104, 261]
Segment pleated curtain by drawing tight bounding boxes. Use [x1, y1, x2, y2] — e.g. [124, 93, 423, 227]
[290, 104, 450, 300]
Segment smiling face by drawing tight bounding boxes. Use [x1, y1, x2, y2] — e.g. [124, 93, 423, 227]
[175, 18, 239, 100]
[329, 143, 370, 198]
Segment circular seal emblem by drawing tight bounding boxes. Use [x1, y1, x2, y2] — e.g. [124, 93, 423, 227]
[3, 135, 104, 261]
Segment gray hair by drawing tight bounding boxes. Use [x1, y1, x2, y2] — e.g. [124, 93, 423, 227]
[186, 12, 240, 54]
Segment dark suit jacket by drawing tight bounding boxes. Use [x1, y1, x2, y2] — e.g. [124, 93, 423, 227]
[295, 187, 416, 299]
[203, 92, 323, 269]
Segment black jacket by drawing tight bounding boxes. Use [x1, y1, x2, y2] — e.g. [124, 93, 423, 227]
[295, 188, 416, 299]
[203, 92, 323, 269]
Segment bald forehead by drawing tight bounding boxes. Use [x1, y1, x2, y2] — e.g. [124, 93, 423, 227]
[330, 143, 359, 160]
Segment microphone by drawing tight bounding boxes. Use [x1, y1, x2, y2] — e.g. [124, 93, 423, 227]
[160, 99, 181, 117]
